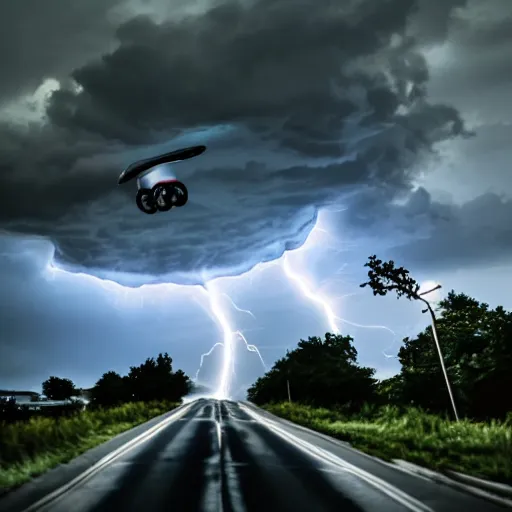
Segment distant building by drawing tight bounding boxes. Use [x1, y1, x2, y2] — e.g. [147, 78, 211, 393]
[0, 390, 40, 403]
[0, 388, 91, 409]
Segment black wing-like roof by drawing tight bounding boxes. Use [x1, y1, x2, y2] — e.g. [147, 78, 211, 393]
[118, 145, 207, 184]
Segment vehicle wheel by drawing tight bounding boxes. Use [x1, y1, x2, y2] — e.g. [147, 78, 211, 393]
[136, 188, 157, 214]
[172, 181, 188, 207]
[152, 183, 174, 212]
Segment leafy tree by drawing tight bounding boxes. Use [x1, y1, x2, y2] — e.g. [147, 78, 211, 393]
[360, 255, 459, 421]
[127, 352, 191, 403]
[128, 352, 172, 402]
[169, 369, 192, 402]
[398, 292, 512, 420]
[360, 255, 421, 300]
[90, 371, 131, 407]
[89, 352, 192, 407]
[375, 374, 404, 406]
[42, 376, 77, 401]
[247, 333, 377, 411]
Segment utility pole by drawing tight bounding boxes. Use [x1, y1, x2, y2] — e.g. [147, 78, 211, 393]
[418, 285, 460, 421]
[361, 255, 461, 422]
[286, 379, 291, 402]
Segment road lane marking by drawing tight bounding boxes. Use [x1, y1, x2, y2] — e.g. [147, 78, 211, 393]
[23, 402, 195, 512]
[215, 401, 223, 450]
[240, 403, 433, 512]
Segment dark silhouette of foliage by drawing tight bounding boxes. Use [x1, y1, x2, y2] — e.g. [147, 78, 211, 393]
[42, 376, 77, 400]
[375, 374, 405, 407]
[360, 255, 460, 418]
[247, 255, 512, 423]
[397, 291, 512, 420]
[90, 371, 131, 407]
[360, 255, 421, 300]
[0, 397, 31, 423]
[91, 352, 192, 407]
[171, 369, 192, 401]
[247, 333, 377, 411]
[39, 401, 84, 418]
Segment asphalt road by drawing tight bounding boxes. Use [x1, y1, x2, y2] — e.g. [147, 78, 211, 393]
[6, 399, 510, 512]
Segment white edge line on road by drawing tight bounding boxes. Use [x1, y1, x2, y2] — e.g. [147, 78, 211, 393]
[239, 404, 433, 512]
[243, 403, 512, 509]
[22, 402, 194, 512]
[392, 460, 512, 509]
[242, 402, 401, 468]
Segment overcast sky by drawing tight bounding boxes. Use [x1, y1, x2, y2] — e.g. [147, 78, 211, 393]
[1, 0, 511, 397]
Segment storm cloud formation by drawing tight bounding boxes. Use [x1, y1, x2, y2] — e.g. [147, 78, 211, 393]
[0, 0, 124, 104]
[0, 0, 508, 284]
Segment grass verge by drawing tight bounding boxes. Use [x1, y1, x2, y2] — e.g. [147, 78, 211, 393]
[0, 401, 179, 491]
[262, 402, 512, 485]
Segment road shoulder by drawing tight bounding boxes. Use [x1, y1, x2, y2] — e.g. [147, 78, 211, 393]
[0, 404, 188, 512]
[243, 402, 512, 511]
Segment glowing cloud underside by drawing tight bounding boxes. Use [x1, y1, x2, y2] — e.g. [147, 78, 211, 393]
[44, 210, 394, 400]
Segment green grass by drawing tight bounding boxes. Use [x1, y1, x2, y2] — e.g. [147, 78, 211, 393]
[263, 402, 512, 485]
[0, 401, 179, 491]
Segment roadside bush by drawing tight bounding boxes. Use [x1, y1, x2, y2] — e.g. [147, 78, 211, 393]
[263, 401, 512, 484]
[0, 401, 179, 490]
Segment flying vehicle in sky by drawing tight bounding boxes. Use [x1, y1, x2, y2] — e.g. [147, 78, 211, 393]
[118, 145, 207, 214]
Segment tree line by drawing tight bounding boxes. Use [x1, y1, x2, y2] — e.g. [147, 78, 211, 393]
[0, 352, 192, 422]
[90, 352, 191, 406]
[248, 257, 512, 421]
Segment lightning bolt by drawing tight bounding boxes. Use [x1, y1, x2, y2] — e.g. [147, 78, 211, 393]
[280, 219, 396, 357]
[46, 262, 266, 399]
[282, 253, 340, 334]
[236, 330, 267, 370]
[201, 281, 236, 399]
[196, 284, 266, 398]
[44, 206, 396, 398]
[195, 342, 223, 381]
[282, 252, 396, 352]
[223, 293, 256, 319]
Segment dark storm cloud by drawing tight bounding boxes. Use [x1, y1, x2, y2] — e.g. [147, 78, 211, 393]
[425, 1, 512, 120]
[391, 191, 512, 271]
[44, 0, 468, 156]
[0, 0, 123, 105]
[343, 186, 512, 272]
[0, 0, 470, 282]
[1, 159, 364, 284]
[407, 0, 468, 43]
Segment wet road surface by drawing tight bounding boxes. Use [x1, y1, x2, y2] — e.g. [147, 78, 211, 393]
[6, 399, 509, 512]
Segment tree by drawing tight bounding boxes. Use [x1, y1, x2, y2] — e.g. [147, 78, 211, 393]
[375, 374, 404, 406]
[247, 333, 377, 411]
[169, 369, 192, 402]
[360, 255, 459, 421]
[127, 352, 191, 402]
[398, 292, 512, 420]
[90, 371, 131, 407]
[42, 376, 77, 401]
[89, 352, 192, 407]
[360, 255, 422, 300]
